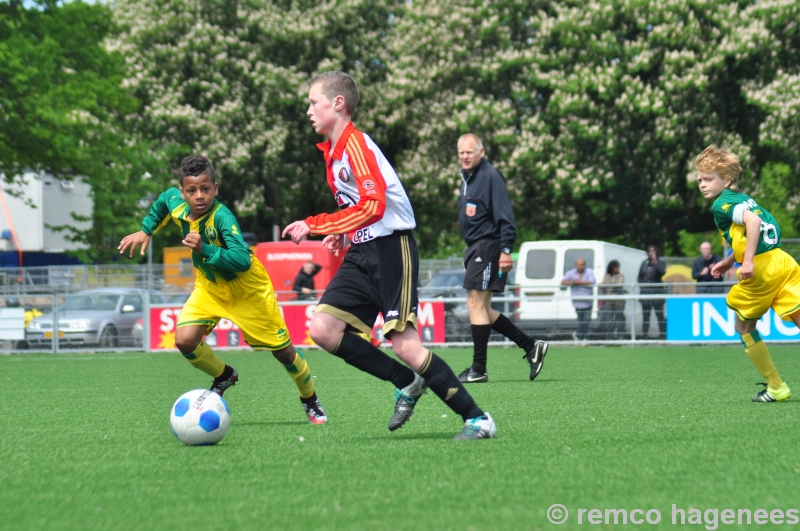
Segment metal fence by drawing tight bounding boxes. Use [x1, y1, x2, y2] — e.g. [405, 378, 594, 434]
[0, 257, 467, 299]
[5, 242, 800, 353]
[7, 280, 794, 354]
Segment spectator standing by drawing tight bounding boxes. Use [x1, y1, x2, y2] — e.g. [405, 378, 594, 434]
[692, 241, 724, 294]
[638, 245, 667, 339]
[599, 260, 626, 338]
[562, 258, 596, 340]
[293, 261, 322, 300]
[455, 133, 548, 384]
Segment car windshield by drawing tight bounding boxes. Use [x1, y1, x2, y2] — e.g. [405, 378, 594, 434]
[61, 294, 120, 312]
[425, 272, 464, 288]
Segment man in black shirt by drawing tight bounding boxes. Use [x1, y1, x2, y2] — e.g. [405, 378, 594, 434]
[456, 133, 548, 383]
[692, 241, 724, 294]
[293, 261, 322, 300]
[637, 245, 668, 339]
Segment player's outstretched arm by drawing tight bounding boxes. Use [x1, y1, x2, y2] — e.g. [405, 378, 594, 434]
[118, 231, 151, 257]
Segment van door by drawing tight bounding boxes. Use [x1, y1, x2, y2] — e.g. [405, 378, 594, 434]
[518, 248, 559, 320]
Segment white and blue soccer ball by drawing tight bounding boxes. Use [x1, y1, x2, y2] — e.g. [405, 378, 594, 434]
[170, 389, 231, 446]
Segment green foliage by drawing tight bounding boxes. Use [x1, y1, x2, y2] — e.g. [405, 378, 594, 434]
[4, 0, 800, 261]
[673, 229, 724, 259]
[755, 162, 799, 239]
[110, 0, 395, 243]
[0, 0, 160, 262]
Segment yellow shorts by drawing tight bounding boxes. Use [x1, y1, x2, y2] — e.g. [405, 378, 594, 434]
[727, 248, 800, 321]
[177, 256, 291, 350]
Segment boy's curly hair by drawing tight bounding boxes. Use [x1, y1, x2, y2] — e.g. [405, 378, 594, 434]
[694, 145, 742, 192]
[179, 155, 216, 185]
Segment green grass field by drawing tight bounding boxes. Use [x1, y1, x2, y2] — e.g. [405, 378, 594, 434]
[2, 345, 799, 531]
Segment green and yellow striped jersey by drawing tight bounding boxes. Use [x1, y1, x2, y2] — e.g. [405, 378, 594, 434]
[142, 188, 251, 283]
[712, 189, 781, 264]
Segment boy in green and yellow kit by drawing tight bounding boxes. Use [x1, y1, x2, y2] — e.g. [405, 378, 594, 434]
[696, 145, 796, 402]
[119, 155, 327, 423]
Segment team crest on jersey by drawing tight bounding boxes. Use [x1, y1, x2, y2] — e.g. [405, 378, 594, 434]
[205, 227, 218, 242]
[338, 167, 351, 183]
[362, 179, 375, 190]
[335, 190, 357, 209]
[466, 202, 477, 217]
[721, 204, 732, 213]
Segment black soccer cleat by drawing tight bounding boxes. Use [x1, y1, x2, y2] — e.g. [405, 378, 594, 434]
[457, 367, 488, 384]
[210, 366, 238, 396]
[523, 340, 548, 381]
[388, 373, 427, 431]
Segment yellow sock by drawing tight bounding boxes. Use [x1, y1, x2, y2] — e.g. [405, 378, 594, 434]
[742, 331, 783, 389]
[182, 340, 225, 378]
[284, 349, 315, 398]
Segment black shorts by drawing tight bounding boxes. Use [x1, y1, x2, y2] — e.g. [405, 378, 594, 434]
[317, 230, 419, 338]
[463, 239, 507, 292]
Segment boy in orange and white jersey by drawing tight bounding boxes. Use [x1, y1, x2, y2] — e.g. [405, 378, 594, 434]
[283, 71, 496, 440]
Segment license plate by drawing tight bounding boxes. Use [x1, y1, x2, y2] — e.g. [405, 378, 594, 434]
[44, 331, 65, 339]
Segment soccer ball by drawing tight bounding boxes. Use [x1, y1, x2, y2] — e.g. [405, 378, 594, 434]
[170, 389, 231, 446]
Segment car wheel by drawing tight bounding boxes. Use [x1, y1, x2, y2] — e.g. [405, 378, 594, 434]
[99, 326, 118, 348]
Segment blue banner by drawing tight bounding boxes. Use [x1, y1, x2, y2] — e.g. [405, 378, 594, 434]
[667, 297, 800, 341]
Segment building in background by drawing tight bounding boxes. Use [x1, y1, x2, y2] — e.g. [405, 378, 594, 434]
[0, 171, 93, 252]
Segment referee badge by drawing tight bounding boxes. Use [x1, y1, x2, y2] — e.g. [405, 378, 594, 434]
[205, 226, 218, 242]
[466, 202, 477, 217]
[338, 167, 351, 183]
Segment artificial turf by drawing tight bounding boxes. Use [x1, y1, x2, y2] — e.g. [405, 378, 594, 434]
[1, 345, 799, 531]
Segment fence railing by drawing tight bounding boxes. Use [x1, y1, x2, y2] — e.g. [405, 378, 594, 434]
[5, 281, 798, 354]
[0, 258, 470, 298]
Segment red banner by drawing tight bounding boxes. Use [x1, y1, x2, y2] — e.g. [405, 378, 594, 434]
[148, 301, 445, 351]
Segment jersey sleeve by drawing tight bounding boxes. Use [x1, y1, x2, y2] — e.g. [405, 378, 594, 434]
[197, 210, 251, 272]
[141, 188, 181, 235]
[490, 169, 517, 250]
[304, 134, 387, 235]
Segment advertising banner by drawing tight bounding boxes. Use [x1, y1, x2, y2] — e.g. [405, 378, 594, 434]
[667, 297, 800, 341]
[149, 301, 445, 351]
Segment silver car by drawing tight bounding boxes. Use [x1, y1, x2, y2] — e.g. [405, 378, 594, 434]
[25, 288, 166, 349]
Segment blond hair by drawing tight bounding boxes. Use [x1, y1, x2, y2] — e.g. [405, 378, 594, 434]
[694, 145, 742, 192]
[308, 71, 359, 115]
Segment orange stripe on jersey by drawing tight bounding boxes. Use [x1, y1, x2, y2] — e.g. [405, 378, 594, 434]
[304, 127, 391, 237]
[304, 198, 385, 236]
[346, 138, 369, 176]
[310, 200, 375, 232]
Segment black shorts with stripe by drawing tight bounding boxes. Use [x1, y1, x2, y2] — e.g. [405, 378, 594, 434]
[316, 230, 419, 338]
[463, 238, 507, 292]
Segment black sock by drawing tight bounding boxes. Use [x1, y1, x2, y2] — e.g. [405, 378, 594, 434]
[471, 324, 491, 373]
[417, 351, 484, 421]
[217, 365, 233, 380]
[491, 314, 535, 352]
[332, 332, 415, 389]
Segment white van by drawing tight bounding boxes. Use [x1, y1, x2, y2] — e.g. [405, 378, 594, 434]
[515, 240, 647, 332]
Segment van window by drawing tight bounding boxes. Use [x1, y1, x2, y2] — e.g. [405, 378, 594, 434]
[564, 249, 594, 273]
[525, 250, 556, 279]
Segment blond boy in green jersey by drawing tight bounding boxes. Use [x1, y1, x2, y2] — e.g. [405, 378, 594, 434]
[118, 155, 327, 423]
[696, 145, 798, 402]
